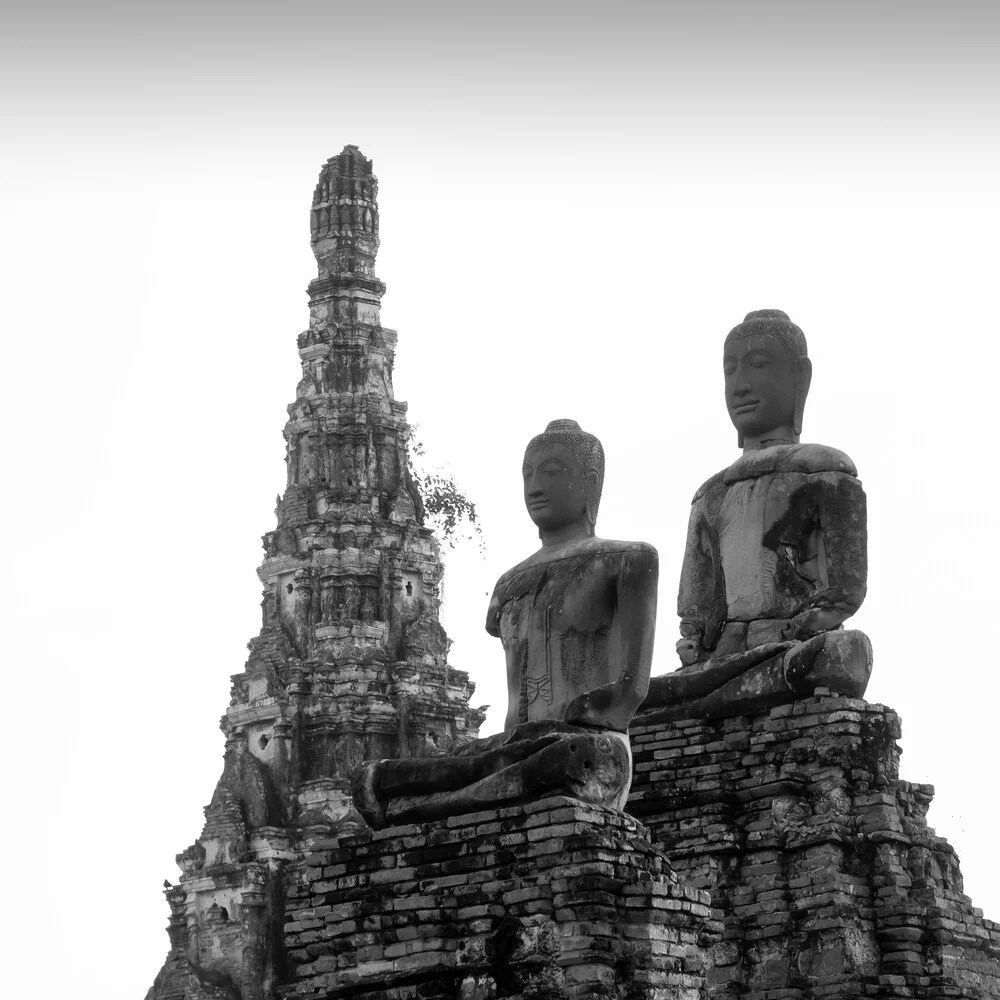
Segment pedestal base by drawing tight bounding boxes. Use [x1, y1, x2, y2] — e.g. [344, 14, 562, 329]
[282, 796, 716, 999]
[629, 694, 1000, 999]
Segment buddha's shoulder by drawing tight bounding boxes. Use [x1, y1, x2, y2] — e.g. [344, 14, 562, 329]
[692, 469, 727, 504]
[789, 442, 857, 475]
[486, 538, 656, 635]
[583, 537, 658, 561]
[693, 445, 859, 502]
[496, 537, 658, 582]
[690, 444, 858, 498]
[734, 442, 858, 478]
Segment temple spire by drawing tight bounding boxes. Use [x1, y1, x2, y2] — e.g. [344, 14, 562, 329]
[310, 144, 383, 289]
[147, 147, 485, 1000]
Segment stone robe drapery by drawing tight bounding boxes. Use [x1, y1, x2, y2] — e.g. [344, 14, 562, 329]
[679, 443, 866, 658]
[487, 538, 658, 734]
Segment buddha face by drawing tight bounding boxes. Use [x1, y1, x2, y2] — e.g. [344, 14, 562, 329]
[522, 442, 590, 533]
[723, 333, 798, 441]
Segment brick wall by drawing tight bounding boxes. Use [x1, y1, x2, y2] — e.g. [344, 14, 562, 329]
[282, 796, 716, 999]
[629, 694, 1000, 999]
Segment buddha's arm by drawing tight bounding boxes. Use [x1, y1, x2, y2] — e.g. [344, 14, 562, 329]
[485, 582, 524, 733]
[563, 545, 658, 732]
[784, 472, 868, 639]
[677, 495, 726, 654]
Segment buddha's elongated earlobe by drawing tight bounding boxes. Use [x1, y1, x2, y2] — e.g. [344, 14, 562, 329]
[585, 469, 600, 534]
[793, 357, 813, 437]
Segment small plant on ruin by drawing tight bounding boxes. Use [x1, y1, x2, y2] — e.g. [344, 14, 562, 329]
[407, 427, 484, 552]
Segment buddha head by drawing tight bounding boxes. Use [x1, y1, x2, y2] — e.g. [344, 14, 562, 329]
[523, 419, 605, 538]
[723, 309, 812, 448]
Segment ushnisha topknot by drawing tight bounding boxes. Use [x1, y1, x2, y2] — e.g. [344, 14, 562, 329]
[725, 309, 808, 369]
[526, 419, 606, 526]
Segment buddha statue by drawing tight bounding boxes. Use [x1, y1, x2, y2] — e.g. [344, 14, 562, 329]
[352, 419, 658, 828]
[640, 309, 872, 721]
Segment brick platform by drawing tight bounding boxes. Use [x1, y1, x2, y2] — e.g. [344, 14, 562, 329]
[281, 796, 716, 999]
[629, 694, 1000, 999]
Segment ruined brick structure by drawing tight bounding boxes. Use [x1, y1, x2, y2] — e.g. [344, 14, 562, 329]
[147, 146, 486, 1000]
[629, 695, 1000, 998]
[266, 697, 1000, 1000]
[282, 797, 715, 999]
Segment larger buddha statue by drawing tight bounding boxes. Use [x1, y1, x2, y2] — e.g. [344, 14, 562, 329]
[641, 309, 872, 721]
[352, 419, 658, 828]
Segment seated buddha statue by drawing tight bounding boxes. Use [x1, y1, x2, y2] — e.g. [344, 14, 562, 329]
[640, 309, 872, 722]
[352, 419, 658, 828]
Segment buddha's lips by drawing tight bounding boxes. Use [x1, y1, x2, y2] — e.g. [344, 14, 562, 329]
[528, 500, 550, 510]
[732, 400, 759, 413]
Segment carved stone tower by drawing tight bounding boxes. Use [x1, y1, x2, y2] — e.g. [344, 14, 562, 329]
[147, 146, 486, 1000]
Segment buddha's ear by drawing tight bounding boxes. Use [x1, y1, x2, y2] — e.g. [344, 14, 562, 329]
[793, 357, 813, 437]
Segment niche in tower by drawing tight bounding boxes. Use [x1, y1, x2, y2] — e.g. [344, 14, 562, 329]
[318, 574, 336, 622]
[402, 571, 422, 605]
[360, 575, 381, 621]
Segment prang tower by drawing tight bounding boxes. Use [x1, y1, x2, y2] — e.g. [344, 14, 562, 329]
[149, 146, 486, 999]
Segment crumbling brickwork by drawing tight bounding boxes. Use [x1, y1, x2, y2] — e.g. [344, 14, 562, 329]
[281, 796, 714, 1000]
[628, 694, 1000, 998]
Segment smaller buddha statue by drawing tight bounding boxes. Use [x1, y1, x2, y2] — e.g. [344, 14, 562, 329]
[352, 419, 658, 828]
[640, 309, 872, 722]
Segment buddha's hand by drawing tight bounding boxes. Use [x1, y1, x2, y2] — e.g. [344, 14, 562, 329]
[676, 618, 707, 665]
[782, 608, 844, 641]
[676, 637, 701, 666]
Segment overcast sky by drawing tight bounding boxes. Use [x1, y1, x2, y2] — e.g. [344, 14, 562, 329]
[3, 2, 999, 996]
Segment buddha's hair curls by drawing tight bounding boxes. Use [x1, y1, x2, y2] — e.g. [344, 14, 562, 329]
[725, 309, 808, 369]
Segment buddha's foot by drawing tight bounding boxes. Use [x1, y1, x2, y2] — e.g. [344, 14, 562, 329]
[350, 760, 387, 829]
[782, 629, 873, 699]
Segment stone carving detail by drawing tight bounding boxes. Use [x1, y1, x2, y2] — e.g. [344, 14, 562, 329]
[642, 310, 872, 721]
[352, 418, 658, 828]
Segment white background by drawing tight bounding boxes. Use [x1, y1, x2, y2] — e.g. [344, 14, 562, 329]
[3, 2, 998, 996]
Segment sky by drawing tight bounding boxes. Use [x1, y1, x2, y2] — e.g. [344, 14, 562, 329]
[3, 2, 999, 996]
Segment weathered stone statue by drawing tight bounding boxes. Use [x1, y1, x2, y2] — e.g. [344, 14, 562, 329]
[352, 419, 658, 827]
[641, 309, 872, 721]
